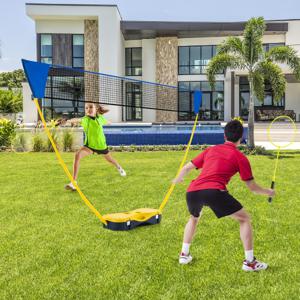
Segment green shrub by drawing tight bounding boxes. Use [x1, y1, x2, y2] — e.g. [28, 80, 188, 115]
[46, 128, 60, 152]
[62, 130, 74, 152]
[32, 134, 45, 152]
[238, 145, 270, 156]
[0, 90, 22, 113]
[0, 69, 26, 89]
[107, 144, 269, 155]
[0, 118, 16, 148]
[13, 133, 28, 152]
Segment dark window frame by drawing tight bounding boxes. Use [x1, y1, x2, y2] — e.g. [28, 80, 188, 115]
[125, 82, 143, 121]
[40, 34, 53, 64]
[178, 81, 224, 121]
[125, 47, 142, 76]
[72, 34, 84, 69]
[178, 45, 218, 75]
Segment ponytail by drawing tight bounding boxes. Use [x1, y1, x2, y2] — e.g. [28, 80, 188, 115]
[97, 104, 109, 115]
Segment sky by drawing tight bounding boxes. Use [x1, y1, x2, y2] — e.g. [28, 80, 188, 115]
[0, 0, 300, 71]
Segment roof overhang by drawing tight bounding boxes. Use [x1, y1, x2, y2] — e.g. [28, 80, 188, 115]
[121, 21, 288, 40]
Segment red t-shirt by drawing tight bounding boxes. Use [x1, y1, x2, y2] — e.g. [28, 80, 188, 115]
[187, 142, 254, 192]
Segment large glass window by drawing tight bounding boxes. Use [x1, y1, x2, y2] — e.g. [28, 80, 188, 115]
[72, 34, 84, 68]
[239, 76, 285, 120]
[178, 45, 218, 75]
[125, 48, 142, 76]
[125, 82, 142, 121]
[41, 34, 52, 64]
[178, 81, 224, 121]
[43, 75, 85, 120]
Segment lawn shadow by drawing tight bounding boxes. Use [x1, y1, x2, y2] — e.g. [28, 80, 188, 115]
[268, 155, 296, 160]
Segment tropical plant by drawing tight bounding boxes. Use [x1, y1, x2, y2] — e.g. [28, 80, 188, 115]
[46, 120, 60, 152]
[207, 17, 300, 148]
[13, 133, 28, 152]
[0, 118, 16, 148]
[0, 89, 22, 113]
[32, 134, 45, 152]
[0, 69, 26, 89]
[62, 130, 74, 152]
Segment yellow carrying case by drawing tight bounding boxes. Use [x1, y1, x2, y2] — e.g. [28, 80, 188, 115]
[103, 208, 162, 231]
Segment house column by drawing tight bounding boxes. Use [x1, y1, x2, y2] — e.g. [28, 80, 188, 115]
[156, 37, 178, 122]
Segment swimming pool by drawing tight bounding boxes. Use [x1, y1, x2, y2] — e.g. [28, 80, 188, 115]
[103, 124, 247, 146]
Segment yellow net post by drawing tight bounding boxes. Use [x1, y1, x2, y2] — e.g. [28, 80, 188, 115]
[33, 98, 107, 225]
[158, 113, 199, 212]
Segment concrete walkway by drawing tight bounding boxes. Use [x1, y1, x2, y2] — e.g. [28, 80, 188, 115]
[254, 122, 300, 150]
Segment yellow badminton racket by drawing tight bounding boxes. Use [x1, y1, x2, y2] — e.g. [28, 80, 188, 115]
[267, 115, 297, 202]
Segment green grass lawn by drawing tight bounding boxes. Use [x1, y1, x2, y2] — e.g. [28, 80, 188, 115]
[1, 151, 299, 299]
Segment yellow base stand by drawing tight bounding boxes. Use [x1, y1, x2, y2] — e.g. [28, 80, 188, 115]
[103, 208, 161, 231]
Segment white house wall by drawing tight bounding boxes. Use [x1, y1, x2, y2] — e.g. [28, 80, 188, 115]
[97, 8, 123, 122]
[286, 21, 300, 55]
[124, 40, 142, 48]
[286, 83, 300, 121]
[36, 20, 84, 34]
[142, 39, 156, 122]
[22, 82, 37, 124]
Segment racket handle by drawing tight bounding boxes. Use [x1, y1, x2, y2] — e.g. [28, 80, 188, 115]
[268, 181, 275, 203]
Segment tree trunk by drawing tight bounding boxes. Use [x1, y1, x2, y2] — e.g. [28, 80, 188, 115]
[247, 79, 255, 148]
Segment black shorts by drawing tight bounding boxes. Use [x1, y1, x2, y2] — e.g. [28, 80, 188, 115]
[186, 189, 243, 218]
[84, 146, 109, 155]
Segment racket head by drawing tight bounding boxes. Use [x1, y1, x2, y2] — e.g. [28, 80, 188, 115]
[267, 115, 297, 149]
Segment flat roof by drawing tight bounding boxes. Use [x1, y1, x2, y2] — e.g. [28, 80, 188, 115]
[121, 21, 288, 40]
[25, 3, 122, 19]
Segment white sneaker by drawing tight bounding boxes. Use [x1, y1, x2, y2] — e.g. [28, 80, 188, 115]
[179, 252, 193, 265]
[65, 181, 77, 191]
[242, 257, 268, 272]
[117, 167, 126, 177]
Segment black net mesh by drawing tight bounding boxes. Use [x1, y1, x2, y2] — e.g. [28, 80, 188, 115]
[42, 65, 192, 121]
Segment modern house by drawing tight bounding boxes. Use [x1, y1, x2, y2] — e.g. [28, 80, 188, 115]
[23, 3, 300, 124]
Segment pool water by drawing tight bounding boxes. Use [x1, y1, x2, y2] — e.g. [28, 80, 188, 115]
[102, 124, 238, 146]
[104, 125, 223, 133]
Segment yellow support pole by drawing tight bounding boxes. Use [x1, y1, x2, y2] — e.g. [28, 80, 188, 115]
[33, 98, 107, 225]
[159, 113, 199, 212]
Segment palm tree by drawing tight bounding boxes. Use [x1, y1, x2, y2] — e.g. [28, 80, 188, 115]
[207, 17, 300, 148]
[58, 77, 84, 116]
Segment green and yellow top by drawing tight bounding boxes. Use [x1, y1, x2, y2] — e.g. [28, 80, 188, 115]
[81, 115, 108, 150]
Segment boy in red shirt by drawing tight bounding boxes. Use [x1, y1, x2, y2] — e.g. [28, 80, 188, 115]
[173, 120, 275, 271]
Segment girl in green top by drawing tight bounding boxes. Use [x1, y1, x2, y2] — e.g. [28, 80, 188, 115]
[65, 102, 126, 191]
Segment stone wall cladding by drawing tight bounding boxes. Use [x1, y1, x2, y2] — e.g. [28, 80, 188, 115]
[84, 20, 99, 103]
[155, 37, 178, 122]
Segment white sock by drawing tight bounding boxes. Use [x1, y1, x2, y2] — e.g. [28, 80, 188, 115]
[181, 243, 190, 255]
[245, 250, 254, 262]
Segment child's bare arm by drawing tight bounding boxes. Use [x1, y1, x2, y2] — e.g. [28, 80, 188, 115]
[245, 180, 275, 197]
[172, 162, 196, 184]
[105, 120, 112, 125]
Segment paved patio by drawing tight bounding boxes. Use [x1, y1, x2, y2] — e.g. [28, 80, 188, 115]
[254, 122, 300, 150]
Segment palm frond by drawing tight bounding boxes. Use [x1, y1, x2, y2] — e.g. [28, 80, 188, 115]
[255, 61, 286, 102]
[207, 54, 244, 89]
[243, 17, 265, 65]
[251, 70, 265, 101]
[266, 45, 300, 79]
[217, 37, 244, 57]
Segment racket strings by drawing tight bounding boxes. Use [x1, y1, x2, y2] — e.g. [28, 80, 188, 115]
[268, 116, 297, 149]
